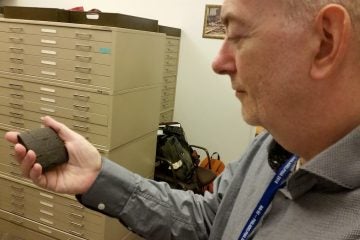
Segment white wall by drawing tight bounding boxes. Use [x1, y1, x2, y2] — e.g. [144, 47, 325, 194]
[0, 0, 254, 163]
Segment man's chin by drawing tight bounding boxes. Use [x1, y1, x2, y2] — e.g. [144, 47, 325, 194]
[241, 111, 261, 127]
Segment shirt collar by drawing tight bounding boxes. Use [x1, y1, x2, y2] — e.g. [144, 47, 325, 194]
[303, 125, 360, 189]
[281, 125, 360, 199]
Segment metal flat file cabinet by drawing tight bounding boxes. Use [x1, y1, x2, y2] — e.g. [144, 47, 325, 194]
[0, 17, 166, 240]
[158, 26, 181, 123]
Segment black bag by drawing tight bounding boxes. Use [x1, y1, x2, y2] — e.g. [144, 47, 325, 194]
[156, 123, 196, 182]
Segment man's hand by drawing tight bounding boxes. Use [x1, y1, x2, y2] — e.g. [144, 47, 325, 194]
[4, 116, 102, 195]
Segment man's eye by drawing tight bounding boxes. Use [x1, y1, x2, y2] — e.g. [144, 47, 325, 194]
[227, 35, 243, 42]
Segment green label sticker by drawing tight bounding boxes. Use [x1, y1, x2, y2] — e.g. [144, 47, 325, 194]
[99, 47, 111, 54]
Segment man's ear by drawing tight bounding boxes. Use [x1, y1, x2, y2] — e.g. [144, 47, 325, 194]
[310, 4, 351, 80]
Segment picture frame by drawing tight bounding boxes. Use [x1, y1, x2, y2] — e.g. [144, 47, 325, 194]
[202, 4, 225, 39]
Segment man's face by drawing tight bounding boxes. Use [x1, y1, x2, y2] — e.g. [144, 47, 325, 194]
[212, 0, 315, 129]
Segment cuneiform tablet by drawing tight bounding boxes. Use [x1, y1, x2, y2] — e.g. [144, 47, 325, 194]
[17, 127, 68, 172]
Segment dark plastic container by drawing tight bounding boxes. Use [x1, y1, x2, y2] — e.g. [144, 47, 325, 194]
[158, 25, 181, 37]
[69, 11, 158, 32]
[3, 6, 69, 22]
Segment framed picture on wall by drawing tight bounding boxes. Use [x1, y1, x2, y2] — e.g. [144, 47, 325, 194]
[202, 4, 225, 39]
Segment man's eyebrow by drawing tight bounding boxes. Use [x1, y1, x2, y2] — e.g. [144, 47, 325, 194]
[221, 12, 248, 28]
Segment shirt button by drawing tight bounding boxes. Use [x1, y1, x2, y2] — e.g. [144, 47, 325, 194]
[98, 203, 105, 210]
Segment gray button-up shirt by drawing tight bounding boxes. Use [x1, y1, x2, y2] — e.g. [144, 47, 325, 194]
[78, 126, 360, 240]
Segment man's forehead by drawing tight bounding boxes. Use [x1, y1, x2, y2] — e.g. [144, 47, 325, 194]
[221, 0, 261, 23]
[221, 0, 284, 23]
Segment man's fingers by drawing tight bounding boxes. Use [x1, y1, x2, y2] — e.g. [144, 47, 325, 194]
[4, 131, 20, 144]
[18, 149, 37, 178]
[41, 116, 76, 141]
[29, 163, 46, 188]
[14, 143, 27, 161]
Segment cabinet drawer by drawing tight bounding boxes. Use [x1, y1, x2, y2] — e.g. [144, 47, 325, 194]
[0, 114, 109, 147]
[162, 81, 176, 91]
[161, 88, 176, 97]
[161, 94, 175, 104]
[0, 77, 111, 105]
[0, 208, 87, 240]
[163, 75, 176, 84]
[0, 96, 108, 126]
[0, 87, 109, 115]
[0, 108, 108, 135]
[164, 52, 179, 61]
[165, 44, 179, 54]
[0, 162, 23, 178]
[0, 61, 112, 89]
[0, 41, 112, 65]
[0, 180, 105, 238]
[0, 53, 111, 76]
[0, 216, 59, 240]
[164, 58, 178, 66]
[0, 21, 113, 42]
[163, 65, 178, 76]
[166, 38, 180, 48]
[160, 101, 173, 111]
[0, 198, 105, 236]
[0, 177, 103, 221]
[0, 32, 113, 54]
[159, 110, 173, 123]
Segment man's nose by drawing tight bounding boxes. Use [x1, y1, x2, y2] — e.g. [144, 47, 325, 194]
[212, 41, 236, 75]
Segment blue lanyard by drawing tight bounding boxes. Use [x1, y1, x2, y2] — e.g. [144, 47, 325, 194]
[237, 155, 299, 240]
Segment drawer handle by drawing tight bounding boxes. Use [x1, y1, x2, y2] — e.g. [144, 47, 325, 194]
[75, 32, 92, 40]
[9, 67, 24, 74]
[10, 112, 23, 118]
[9, 47, 24, 53]
[10, 161, 19, 166]
[75, 66, 92, 73]
[11, 193, 24, 199]
[9, 37, 23, 43]
[72, 125, 89, 131]
[10, 120, 24, 126]
[70, 212, 84, 219]
[10, 103, 24, 109]
[10, 218, 23, 225]
[10, 93, 24, 99]
[10, 185, 24, 191]
[73, 115, 89, 121]
[73, 104, 90, 111]
[10, 57, 24, 64]
[10, 171, 22, 177]
[76, 44, 92, 51]
[70, 221, 84, 228]
[75, 77, 91, 83]
[11, 209, 24, 216]
[76, 55, 92, 62]
[11, 201, 24, 208]
[9, 27, 24, 32]
[69, 203, 84, 210]
[38, 226, 52, 234]
[73, 94, 90, 101]
[69, 230, 83, 237]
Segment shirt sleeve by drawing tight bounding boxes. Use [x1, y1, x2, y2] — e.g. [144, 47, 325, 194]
[76, 157, 231, 240]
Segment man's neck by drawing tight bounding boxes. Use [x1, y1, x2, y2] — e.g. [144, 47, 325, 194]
[269, 122, 359, 162]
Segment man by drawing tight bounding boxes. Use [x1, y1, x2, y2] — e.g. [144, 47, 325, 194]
[5, 0, 360, 239]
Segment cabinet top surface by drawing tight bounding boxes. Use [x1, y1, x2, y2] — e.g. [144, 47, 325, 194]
[0, 17, 166, 37]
